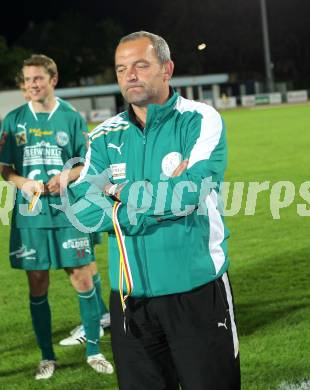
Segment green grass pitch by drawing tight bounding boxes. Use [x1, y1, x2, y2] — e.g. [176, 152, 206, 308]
[0, 103, 309, 389]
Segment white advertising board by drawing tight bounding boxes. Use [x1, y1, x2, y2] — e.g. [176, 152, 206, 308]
[215, 97, 237, 109]
[89, 109, 114, 122]
[286, 90, 308, 103]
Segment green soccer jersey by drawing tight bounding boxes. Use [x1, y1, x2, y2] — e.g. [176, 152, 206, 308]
[0, 99, 88, 228]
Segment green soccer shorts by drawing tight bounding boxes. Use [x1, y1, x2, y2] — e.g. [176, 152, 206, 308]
[9, 226, 95, 270]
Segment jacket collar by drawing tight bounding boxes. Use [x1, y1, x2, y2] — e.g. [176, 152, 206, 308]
[127, 87, 179, 129]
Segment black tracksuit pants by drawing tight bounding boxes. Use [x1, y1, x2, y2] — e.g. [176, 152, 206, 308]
[110, 273, 240, 390]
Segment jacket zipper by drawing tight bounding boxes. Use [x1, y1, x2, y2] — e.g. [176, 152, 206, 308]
[140, 129, 152, 295]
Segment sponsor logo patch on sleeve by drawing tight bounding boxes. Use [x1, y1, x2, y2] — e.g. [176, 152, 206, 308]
[110, 163, 126, 180]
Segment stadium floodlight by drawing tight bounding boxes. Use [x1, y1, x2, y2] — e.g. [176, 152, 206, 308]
[260, 0, 274, 92]
[197, 43, 207, 51]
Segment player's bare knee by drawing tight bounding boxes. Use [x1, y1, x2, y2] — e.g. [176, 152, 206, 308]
[66, 265, 93, 292]
[26, 270, 49, 296]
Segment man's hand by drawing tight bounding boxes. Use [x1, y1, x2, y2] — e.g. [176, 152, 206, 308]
[46, 172, 69, 195]
[21, 179, 45, 197]
[103, 182, 126, 201]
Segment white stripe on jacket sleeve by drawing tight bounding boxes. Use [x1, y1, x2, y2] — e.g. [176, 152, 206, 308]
[174, 97, 223, 169]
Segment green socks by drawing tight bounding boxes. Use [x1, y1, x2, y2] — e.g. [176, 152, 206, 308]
[30, 280, 105, 359]
[78, 287, 100, 356]
[92, 273, 109, 317]
[29, 294, 55, 361]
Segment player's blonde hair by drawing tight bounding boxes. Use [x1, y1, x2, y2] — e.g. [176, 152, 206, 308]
[15, 70, 24, 88]
[23, 54, 58, 79]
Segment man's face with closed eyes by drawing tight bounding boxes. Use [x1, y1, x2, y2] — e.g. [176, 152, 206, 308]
[115, 37, 173, 107]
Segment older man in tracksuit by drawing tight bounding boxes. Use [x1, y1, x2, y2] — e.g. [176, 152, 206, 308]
[71, 31, 240, 390]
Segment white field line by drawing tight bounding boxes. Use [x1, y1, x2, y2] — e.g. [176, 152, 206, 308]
[277, 380, 310, 390]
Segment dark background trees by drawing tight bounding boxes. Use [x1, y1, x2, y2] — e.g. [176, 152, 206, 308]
[0, 37, 30, 88]
[0, 0, 309, 89]
[16, 14, 123, 86]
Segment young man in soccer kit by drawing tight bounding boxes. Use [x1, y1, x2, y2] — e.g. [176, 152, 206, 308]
[0, 54, 113, 379]
[72, 32, 240, 389]
[14, 67, 111, 347]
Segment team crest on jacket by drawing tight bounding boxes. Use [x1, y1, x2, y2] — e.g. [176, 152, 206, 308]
[56, 131, 69, 146]
[161, 152, 182, 177]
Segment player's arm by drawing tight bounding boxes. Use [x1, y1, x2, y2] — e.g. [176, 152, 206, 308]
[1, 165, 27, 189]
[46, 165, 84, 194]
[1, 165, 44, 196]
[68, 133, 159, 235]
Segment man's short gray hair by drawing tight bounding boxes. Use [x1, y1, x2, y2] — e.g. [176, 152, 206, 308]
[119, 31, 171, 64]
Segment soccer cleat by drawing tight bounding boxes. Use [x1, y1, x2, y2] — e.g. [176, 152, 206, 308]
[59, 323, 105, 346]
[100, 312, 111, 328]
[59, 313, 111, 346]
[35, 360, 56, 380]
[87, 353, 114, 374]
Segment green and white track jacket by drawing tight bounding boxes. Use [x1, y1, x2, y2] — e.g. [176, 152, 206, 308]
[71, 90, 230, 297]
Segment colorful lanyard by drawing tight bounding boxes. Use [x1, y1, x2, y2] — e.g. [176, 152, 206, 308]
[112, 202, 133, 314]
